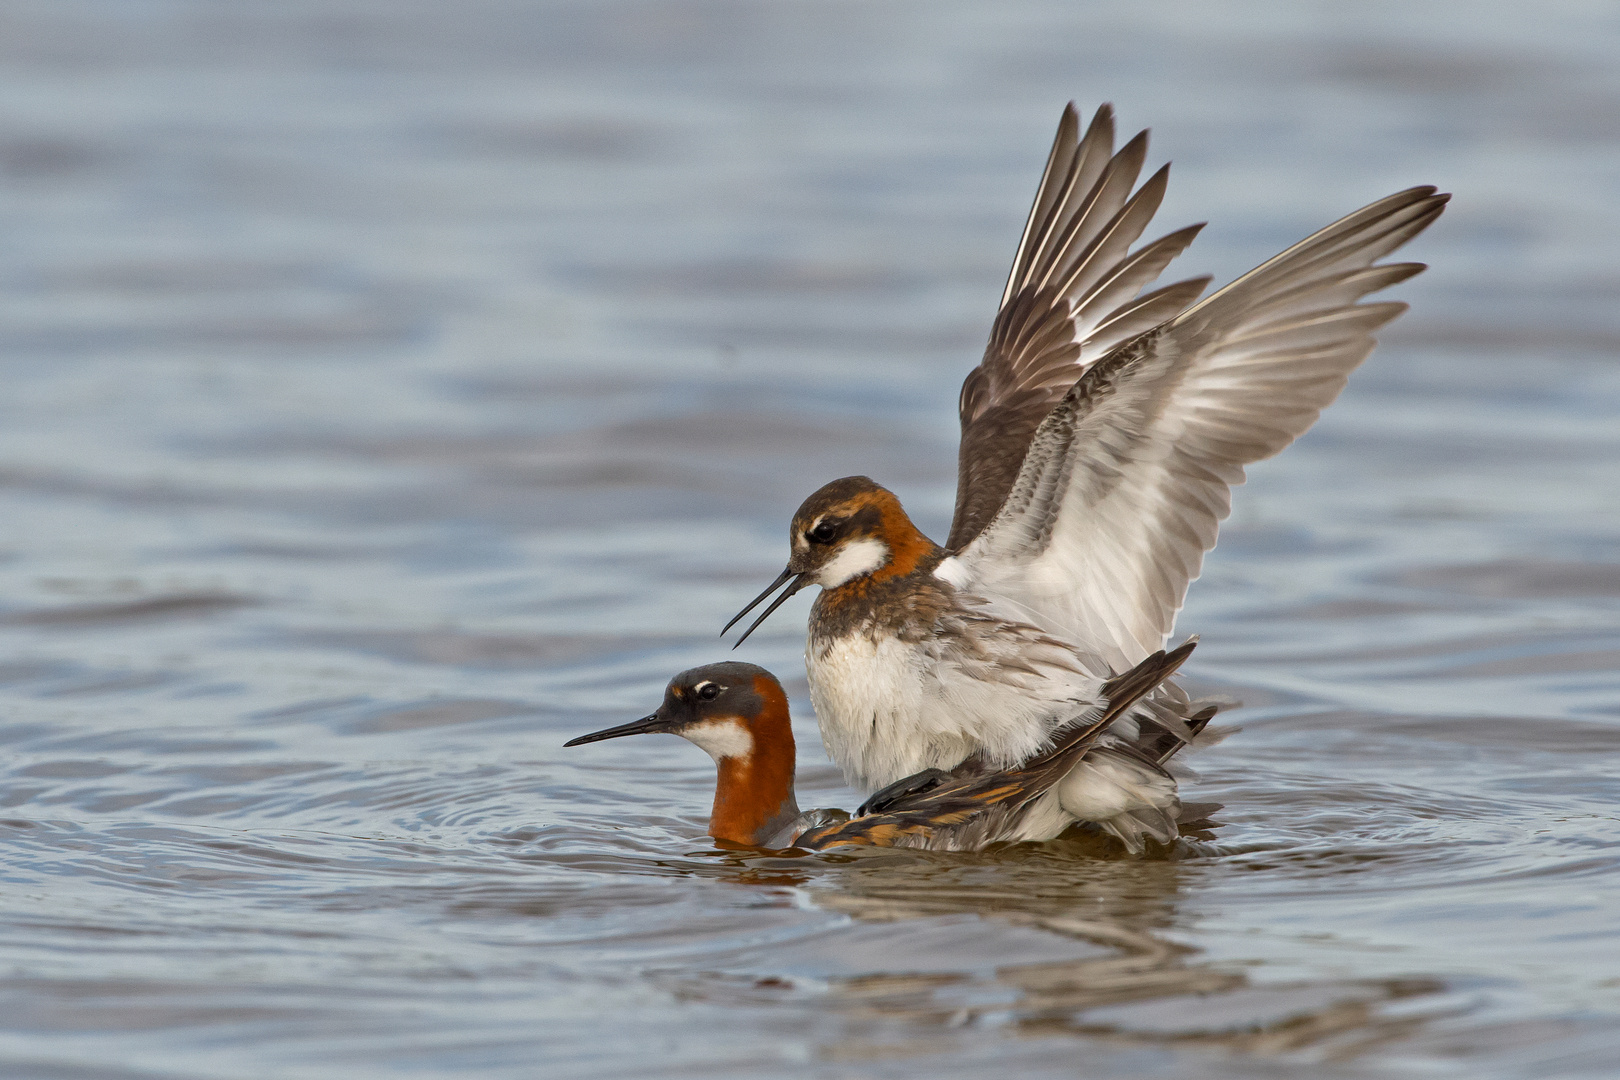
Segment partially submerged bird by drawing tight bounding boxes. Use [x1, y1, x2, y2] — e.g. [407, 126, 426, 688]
[564, 643, 1196, 852]
[725, 103, 1448, 850]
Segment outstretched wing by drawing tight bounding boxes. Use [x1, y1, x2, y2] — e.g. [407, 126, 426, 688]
[955, 187, 1450, 669]
[948, 103, 1210, 550]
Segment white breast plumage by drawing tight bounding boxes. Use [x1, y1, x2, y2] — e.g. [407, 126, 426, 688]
[806, 619, 1108, 791]
[806, 631, 938, 791]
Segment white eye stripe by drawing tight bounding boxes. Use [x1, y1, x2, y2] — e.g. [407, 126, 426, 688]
[807, 515, 842, 542]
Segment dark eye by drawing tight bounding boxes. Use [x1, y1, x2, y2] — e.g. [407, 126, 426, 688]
[696, 682, 722, 701]
[808, 520, 838, 544]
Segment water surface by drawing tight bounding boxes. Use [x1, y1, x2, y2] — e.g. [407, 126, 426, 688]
[2, 2, 1619, 1077]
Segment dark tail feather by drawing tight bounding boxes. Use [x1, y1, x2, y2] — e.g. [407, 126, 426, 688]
[1146, 702, 1218, 765]
[1102, 639, 1198, 717]
[1018, 638, 1199, 788]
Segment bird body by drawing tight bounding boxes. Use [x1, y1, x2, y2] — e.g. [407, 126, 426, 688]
[725, 103, 1448, 851]
[769, 476, 1198, 849]
[564, 649, 1196, 852]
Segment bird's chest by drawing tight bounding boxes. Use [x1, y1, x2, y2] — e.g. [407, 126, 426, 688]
[805, 594, 1097, 790]
[805, 629, 948, 791]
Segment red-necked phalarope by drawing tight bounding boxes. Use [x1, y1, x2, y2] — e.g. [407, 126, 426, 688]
[723, 103, 1447, 851]
[565, 644, 1194, 851]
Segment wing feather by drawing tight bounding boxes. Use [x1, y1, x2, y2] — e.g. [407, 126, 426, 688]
[958, 187, 1448, 667]
[1083, 275, 1211, 362]
[949, 104, 1208, 550]
[1048, 159, 1165, 300]
[1031, 133, 1150, 295]
[1073, 225, 1207, 335]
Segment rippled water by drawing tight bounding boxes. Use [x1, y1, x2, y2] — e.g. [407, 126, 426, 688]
[2, 2, 1618, 1077]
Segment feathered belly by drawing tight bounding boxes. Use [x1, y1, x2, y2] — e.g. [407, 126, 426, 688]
[806, 632, 941, 791]
[806, 630, 1068, 792]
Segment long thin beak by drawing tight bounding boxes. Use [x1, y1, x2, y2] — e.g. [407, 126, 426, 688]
[564, 712, 667, 747]
[721, 565, 810, 648]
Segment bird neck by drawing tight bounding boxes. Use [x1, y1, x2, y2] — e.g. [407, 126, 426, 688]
[707, 678, 801, 847]
[873, 521, 940, 583]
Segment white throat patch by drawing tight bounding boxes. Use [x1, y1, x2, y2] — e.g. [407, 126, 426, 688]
[817, 537, 888, 588]
[678, 718, 753, 762]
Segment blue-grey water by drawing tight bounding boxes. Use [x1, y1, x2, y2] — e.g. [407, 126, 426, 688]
[1, 2, 1618, 1077]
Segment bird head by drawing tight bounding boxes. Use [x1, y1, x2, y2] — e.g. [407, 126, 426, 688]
[564, 661, 791, 764]
[565, 662, 800, 847]
[723, 476, 938, 646]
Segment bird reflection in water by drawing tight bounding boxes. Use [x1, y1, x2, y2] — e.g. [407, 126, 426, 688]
[681, 841, 1447, 1064]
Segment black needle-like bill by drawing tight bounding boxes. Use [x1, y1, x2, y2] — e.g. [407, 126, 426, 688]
[564, 713, 666, 747]
[721, 565, 811, 648]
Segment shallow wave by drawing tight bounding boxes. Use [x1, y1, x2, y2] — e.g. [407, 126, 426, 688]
[1, 2, 1619, 1078]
